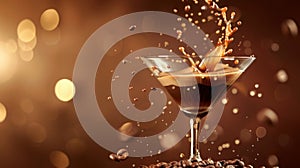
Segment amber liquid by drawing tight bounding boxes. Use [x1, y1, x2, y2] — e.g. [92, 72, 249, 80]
[158, 71, 241, 118]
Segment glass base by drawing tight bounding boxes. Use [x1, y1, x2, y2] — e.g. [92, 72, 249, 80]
[189, 153, 202, 162]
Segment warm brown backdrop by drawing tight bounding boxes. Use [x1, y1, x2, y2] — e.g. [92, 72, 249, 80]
[0, 0, 299, 167]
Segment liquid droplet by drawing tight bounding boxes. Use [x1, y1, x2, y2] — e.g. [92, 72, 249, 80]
[234, 139, 240, 145]
[201, 5, 207, 10]
[231, 88, 238, 94]
[222, 98, 228, 105]
[281, 19, 298, 37]
[257, 108, 279, 126]
[109, 149, 129, 162]
[232, 108, 239, 114]
[179, 153, 185, 158]
[117, 148, 129, 160]
[249, 90, 256, 97]
[129, 25, 136, 31]
[257, 93, 263, 98]
[119, 122, 138, 141]
[184, 5, 191, 12]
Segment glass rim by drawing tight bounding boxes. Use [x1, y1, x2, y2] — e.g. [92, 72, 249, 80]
[141, 55, 256, 60]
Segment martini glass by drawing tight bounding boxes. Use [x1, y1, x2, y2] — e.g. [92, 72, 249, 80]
[141, 55, 255, 161]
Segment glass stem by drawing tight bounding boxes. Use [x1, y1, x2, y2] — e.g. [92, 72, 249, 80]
[189, 117, 202, 162]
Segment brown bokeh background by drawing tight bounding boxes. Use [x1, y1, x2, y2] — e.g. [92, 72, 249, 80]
[0, 0, 299, 167]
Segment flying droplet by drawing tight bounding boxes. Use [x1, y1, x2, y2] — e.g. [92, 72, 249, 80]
[232, 108, 239, 114]
[234, 139, 240, 145]
[234, 59, 239, 65]
[129, 25, 137, 31]
[117, 148, 129, 160]
[249, 90, 256, 97]
[201, 5, 207, 10]
[281, 19, 298, 37]
[221, 98, 228, 105]
[222, 143, 230, 149]
[184, 5, 191, 12]
[231, 88, 238, 94]
[119, 122, 139, 141]
[257, 93, 263, 98]
[257, 108, 279, 126]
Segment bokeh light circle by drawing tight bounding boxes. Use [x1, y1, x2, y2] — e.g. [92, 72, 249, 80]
[40, 9, 60, 31]
[55, 79, 76, 102]
[17, 19, 36, 43]
[0, 103, 7, 123]
[49, 150, 70, 168]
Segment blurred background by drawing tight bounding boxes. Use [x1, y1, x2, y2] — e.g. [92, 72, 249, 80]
[0, 0, 299, 167]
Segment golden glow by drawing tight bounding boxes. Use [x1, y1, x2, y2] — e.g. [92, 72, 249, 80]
[0, 47, 18, 83]
[19, 49, 34, 62]
[5, 39, 18, 54]
[65, 138, 86, 155]
[55, 79, 76, 102]
[0, 103, 7, 123]
[276, 69, 288, 83]
[27, 122, 47, 143]
[20, 99, 34, 113]
[240, 129, 252, 142]
[11, 112, 27, 126]
[40, 9, 60, 31]
[17, 19, 36, 43]
[268, 155, 279, 166]
[41, 28, 61, 45]
[18, 36, 37, 51]
[159, 133, 180, 149]
[49, 151, 70, 168]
